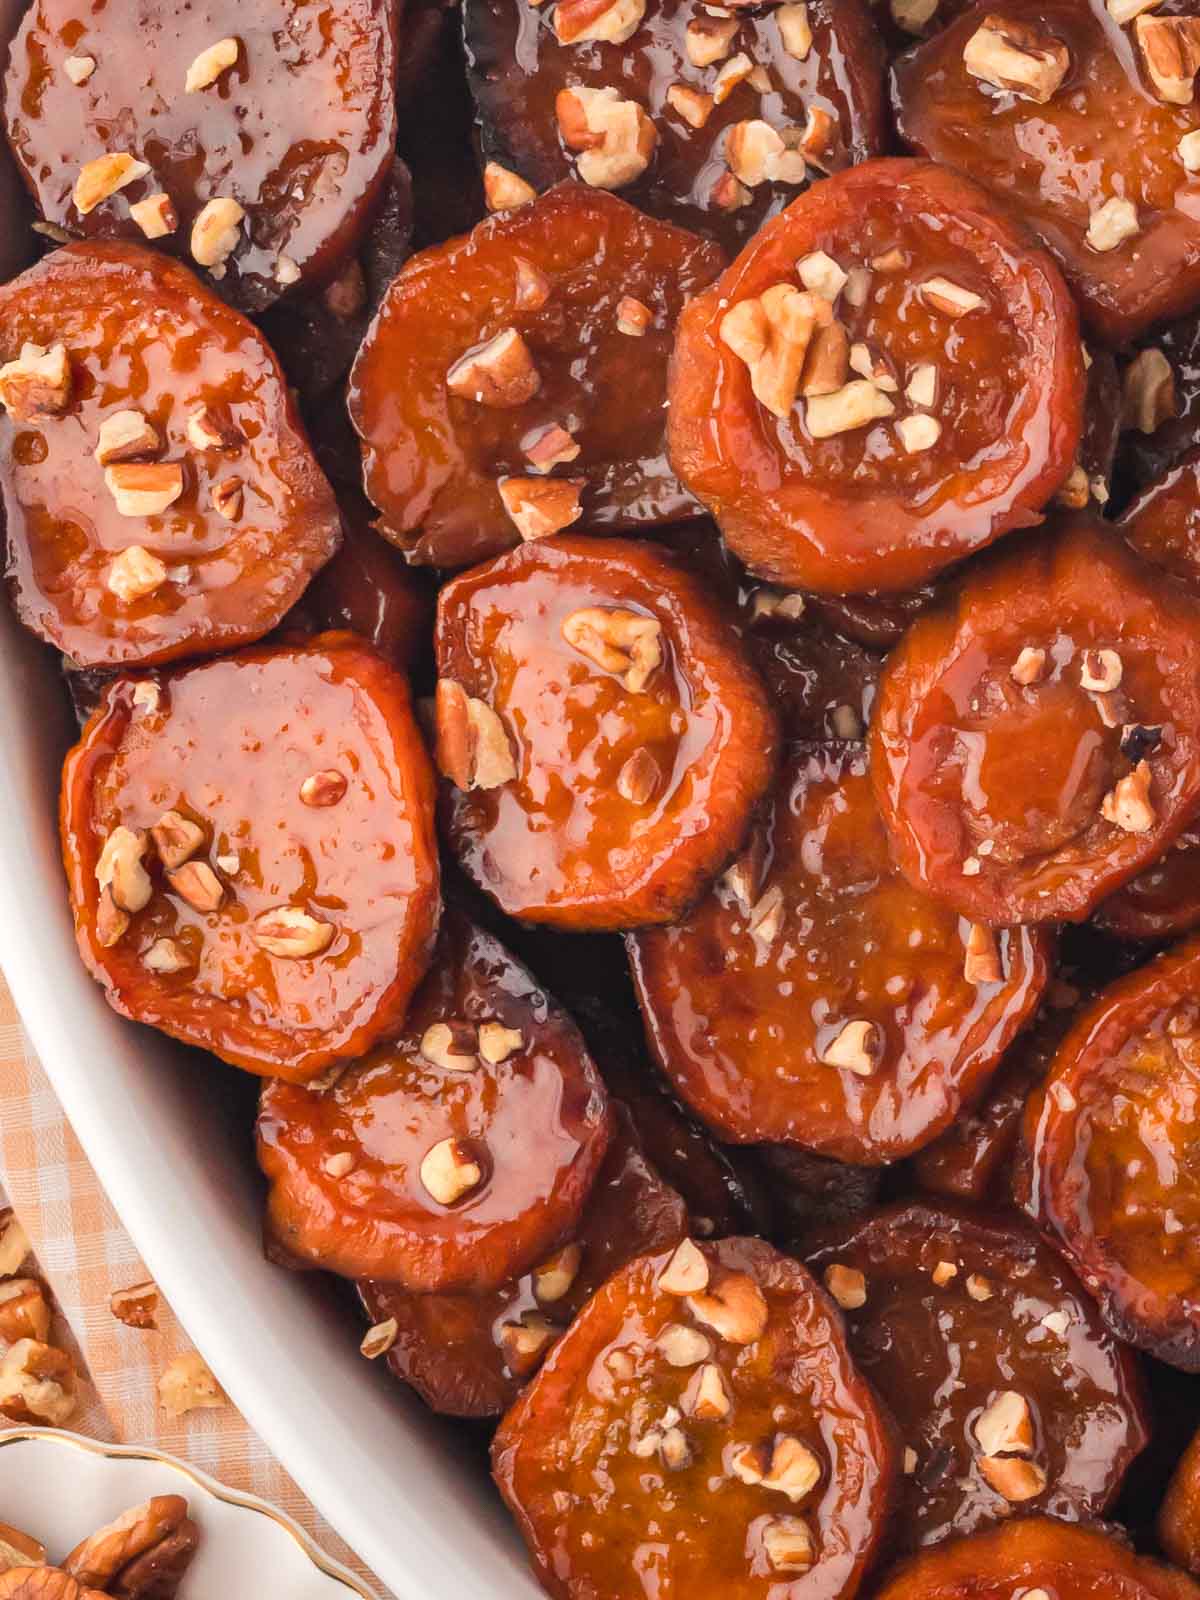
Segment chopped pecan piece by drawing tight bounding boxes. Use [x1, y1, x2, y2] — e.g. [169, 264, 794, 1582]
[129, 193, 177, 239]
[554, 0, 645, 44]
[104, 462, 183, 517]
[0, 1339, 76, 1425]
[555, 86, 657, 189]
[963, 14, 1070, 103]
[497, 475, 585, 540]
[184, 36, 239, 91]
[0, 342, 71, 422]
[561, 606, 663, 692]
[0, 1280, 51, 1345]
[1136, 14, 1200, 104]
[446, 328, 541, 408]
[189, 197, 244, 271]
[720, 285, 827, 417]
[73, 153, 149, 215]
[251, 906, 336, 958]
[483, 162, 536, 212]
[157, 1350, 226, 1416]
[435, 679, 519, 789]
[95, 410, 161, 466]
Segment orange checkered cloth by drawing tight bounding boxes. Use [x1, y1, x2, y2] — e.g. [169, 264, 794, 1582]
[0, 980, 388, 1597]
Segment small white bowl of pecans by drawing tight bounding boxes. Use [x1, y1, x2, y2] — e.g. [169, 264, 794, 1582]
[0, 1428, 375, 1600]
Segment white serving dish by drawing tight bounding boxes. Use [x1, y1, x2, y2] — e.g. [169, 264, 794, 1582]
[0, 1427, 374, 1598]
[0, 5, 537, 1595]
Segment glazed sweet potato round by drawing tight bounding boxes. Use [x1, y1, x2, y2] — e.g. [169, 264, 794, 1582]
[463, 0, 886, 253]
[873, 1518, 1200, 1600]
[1026, 935, 1200, 1371]
[871, 521, 1200, 926]
[357, 1106, 687, 1416]
[0, 242, 341, 668]
[2, 0, 398, 309]
[893, 0, 1200, 347]
[629, 744, 1050, 1164]
[669, 157, 1084, 594]
[434, 535, 779, 930]
[61, 634, 439, 1080]
[493, 1235, 898, 1600]
[348, 183, 725, 568]
[257, 908, 612, 1290]
[805, 1201, 1148, 1549]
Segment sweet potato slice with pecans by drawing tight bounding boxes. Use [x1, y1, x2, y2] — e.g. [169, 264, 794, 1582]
[493, 1235, 898, 1600]
[463, 0, 885, 252]
[894, 0, 1200, 346]
[629, 744, 1050, 1164]
[874, 1519, 1200, 1600]
[434, 534, 778, 930]
[348, 184, 724, 568]
[0, 242, 341, 668]
[61, 634, 439, 1080]
[669, 158, 1083, 594]
[2, 0, 398, 308]
[805, 1201, 1148, 1549]
[258, 907, 611, 1290]
[871, 520, 1200, 926]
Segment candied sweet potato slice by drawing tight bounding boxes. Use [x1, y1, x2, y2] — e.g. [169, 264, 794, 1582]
[258, 907, 612, 1290]
[871, 520, 1200, 926]
[61, 634, 439, 1080]
[2, 0, 398, 309]
[629, 744, 1050, 1164]
[1026, 934, 1200, 1371]
[669, 157, 1084, 594]
[805, 1201, 1148, 1549]
[463, 0, 886, 253]
[493, 1235, 898, 1600]
[348, 183, 724, 568]
[434, 534, 779, 930]
[0, 242, 341, 668]
[357, 1105, 687, 1416]
[874, 1518, 1200, 1600]
[893, 0, 1200, 347]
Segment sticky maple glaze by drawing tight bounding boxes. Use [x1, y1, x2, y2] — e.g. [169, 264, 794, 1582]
[2, 0, 397, 310]
[628, 745, 1050, 1165]
[493, 1236, 898, 1600]
[0, 242, 342, 668]
[60, 635, 440, 1080]
[668, 158, 1084, 595]
[357, 1107, 688, 1416]
[871, 521, 1200, 926]
[874, 1518, 1200, 1600]
[1027, 935, 1200, 1371]
[463, 0, 886, 253]
[435, 535, 779, 930]
[347, 184, 724, 569]
[805, 1201, 1148, 1550]
[257, 907, 612, 1290]
[893, 0, 1200, 347]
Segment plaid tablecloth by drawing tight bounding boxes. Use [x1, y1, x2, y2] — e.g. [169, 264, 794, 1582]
[0, 978, 388, 1596]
